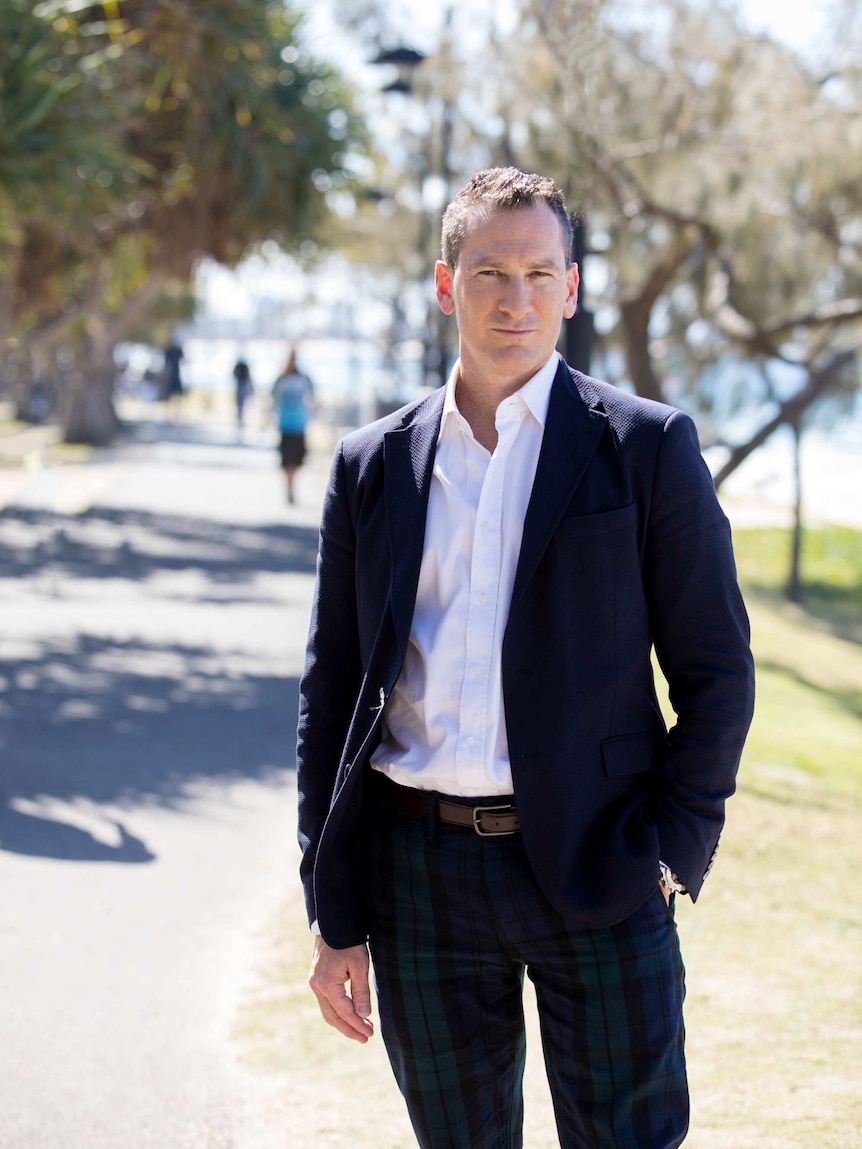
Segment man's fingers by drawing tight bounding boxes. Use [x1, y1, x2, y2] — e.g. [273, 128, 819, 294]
[309, 938, 375, 1043]
[315, 982, 374, 1042]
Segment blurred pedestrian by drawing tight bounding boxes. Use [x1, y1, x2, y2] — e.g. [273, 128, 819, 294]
[232, 358, 254, 437]
[272, 348, 315, 504]
[162, 340, 184, 420]
[298, 167, 755, 1149]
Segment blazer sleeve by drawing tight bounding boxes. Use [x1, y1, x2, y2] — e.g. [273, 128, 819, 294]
[643, 410, 755, 899]
[296, 441, 363, 927]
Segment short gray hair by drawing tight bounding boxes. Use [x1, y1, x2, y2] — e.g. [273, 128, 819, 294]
[440, 167, 574, 267]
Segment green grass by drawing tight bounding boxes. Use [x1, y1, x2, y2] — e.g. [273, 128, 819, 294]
[733, 523, 862, 643]
[731, 524, 862, 807]
[674, 582, 862, 1148]
[676, 523, 862, 1147]
[235, 523, 862, 1148]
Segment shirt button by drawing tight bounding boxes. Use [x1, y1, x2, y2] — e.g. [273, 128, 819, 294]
[481, 521, 491, 531]
[477, 592, 488, 604]
[470, 666, 482, 677]
[466, 736, 476, 746]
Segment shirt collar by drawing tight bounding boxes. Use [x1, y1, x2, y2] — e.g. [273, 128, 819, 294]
[440, 351, 561, 441]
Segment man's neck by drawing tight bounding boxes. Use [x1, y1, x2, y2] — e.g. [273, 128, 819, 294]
[454, 357, 552, 452]
[454, 382, 499, 452]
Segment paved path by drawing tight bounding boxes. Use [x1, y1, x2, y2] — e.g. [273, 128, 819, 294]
[0, 416, 327, 1148]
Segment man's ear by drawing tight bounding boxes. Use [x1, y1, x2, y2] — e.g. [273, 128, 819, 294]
[435, 261, 456, 316]
[563, 263, 580, 320]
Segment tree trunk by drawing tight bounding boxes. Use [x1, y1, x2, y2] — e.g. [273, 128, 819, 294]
[55, 270, 173, 445]
[59, 361, 121, 446]
[618, 242, 696, 402]
[0, 191, 23, 349]
[619, 296, 664, 401]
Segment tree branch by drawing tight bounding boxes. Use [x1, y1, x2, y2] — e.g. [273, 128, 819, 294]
[712, 348, 859, 489]
[619, 241, 698, 400]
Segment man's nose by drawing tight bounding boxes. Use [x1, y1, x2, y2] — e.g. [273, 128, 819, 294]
[498, 277, 531, 317]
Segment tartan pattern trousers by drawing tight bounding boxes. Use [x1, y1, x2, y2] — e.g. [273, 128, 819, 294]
[364, 801, 689, 1149]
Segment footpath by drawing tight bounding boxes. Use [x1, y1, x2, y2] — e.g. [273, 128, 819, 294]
[0, 406, 338, 1149]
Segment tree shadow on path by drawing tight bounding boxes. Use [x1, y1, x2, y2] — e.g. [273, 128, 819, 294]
[0, 631, 303, 862]
[0, 504, 320, 587]
[0, 445, 319, 861]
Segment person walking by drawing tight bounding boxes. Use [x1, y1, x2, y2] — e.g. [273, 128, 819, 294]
[297, 168, 755, 1149]
[232, 357, 254, 437]
[272, 348, 314, 504]
[161, 340, 184, 421]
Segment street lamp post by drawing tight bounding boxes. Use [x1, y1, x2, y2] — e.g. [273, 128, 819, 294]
[370, 43, 455, 390]
[565, 215, 594, 375]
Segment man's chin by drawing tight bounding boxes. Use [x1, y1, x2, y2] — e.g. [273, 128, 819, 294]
[490, 345, 549, 377]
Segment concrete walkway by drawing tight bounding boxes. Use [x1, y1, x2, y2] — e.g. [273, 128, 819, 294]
[0, 412, 328, 1148]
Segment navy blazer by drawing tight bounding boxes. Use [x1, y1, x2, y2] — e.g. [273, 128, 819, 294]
[297, 361, 755, 949]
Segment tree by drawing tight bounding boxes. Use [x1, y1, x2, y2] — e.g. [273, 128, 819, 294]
[326, 0, 862, 493]
[0, 0, 132, 427]
[316, 0, 862, 605]
[497, 0, 862, 601]
[499, 0, 862, 483]
[0, 0, 367, 442]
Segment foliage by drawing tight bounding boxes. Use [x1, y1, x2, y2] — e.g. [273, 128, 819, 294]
[498, 0, 862, 456]
[0, 0, 368, 440]
[326, 0, 862, 481]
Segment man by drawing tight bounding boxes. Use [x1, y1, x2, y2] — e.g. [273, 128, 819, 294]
[297, 168, 755, 1148]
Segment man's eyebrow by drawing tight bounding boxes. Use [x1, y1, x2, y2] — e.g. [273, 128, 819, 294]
[465, 253, 562, 270]
[463, 251, 500, 266]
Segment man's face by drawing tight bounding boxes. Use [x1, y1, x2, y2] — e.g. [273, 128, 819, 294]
[435, 203, 579, 394]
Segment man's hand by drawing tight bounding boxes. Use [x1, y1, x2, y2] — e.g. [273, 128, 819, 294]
[659, 882, 671, 906]
[309, 936, 374, 1043]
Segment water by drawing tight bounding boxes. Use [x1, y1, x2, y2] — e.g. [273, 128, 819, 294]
[707, 423, 862, 527]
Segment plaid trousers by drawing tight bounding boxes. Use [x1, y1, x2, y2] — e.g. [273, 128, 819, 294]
[364, 800, 689, 1149]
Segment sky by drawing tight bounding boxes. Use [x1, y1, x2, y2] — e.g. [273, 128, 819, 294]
[294, 0, 842, 74]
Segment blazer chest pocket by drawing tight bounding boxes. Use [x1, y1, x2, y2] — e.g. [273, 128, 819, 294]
[559, 502, 637, 538]
[601, 731, 658, 778]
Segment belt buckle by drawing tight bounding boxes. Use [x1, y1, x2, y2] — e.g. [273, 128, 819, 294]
[472, 803, 519, 837]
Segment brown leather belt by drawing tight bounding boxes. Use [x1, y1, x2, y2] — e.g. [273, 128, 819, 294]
[377, 774, 520, 837]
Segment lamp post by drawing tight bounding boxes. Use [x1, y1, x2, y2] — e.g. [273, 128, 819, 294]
[369, 46, 426, 93]
[370, 41, 455, 390]
[565, 214, 594, 375]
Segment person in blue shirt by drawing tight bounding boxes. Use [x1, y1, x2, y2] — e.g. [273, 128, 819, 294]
[272, 347, 315, 503]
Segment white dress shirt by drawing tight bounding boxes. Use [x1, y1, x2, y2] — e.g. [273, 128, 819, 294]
[370, 351, 560, 796]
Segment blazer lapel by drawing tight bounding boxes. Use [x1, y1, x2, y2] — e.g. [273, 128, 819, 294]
[383, 390, 445, 658]
[511, 363, 608, 610]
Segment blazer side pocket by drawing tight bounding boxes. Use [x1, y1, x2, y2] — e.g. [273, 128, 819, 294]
[601, 731, 659, 778]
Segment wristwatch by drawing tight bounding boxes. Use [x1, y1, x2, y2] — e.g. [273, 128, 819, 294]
[659, 861, 687, 896]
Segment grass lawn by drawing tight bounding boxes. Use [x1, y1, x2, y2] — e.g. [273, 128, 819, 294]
[671, 524, 862, 1148]
[237, 523, 862, 1148]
